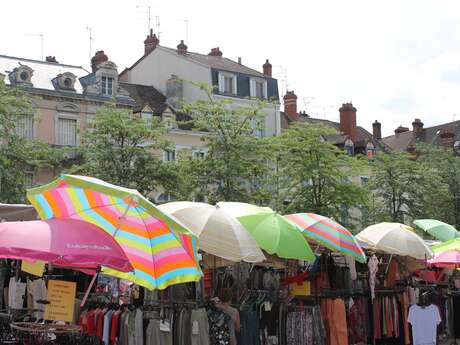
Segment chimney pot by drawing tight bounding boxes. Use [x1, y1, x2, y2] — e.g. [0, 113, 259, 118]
[46, 56, 58, 63]
[394, 126, 410, 135]
[177, 40, 188, 55]
[372, 120, 382, 140]
[440, 128, 455, 149]
[412, 118, 424, 139]
[208, 47, 223, 57]
[91, 50, 108, 73]
[144, 30, 160, 55]
[238, 57, 241, 64]
[339, 103, 357, 142]
[283, 91, 298, 121]
[263, 59, 272, 77]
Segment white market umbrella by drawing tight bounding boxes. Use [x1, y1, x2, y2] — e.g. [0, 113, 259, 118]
[356, 222, 433, 260]
[158, 201, 265, 263]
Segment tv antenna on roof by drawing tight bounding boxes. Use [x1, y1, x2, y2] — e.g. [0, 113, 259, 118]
[136, 5, 152, 31]
[86, 26, 94, 60]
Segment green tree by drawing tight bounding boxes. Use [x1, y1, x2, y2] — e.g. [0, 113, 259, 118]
[176, 83, 272, 203]
[72, 103, 173, 195]
[417, 144, 460, 228]
[0, 79, 63, 203]
[368, 150, 440, 223]
[269, 122, 368, 226]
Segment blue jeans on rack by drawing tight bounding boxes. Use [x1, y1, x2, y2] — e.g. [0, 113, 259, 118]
[240, 309, 260, 345]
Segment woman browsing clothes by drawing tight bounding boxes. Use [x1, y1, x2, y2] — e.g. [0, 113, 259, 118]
[217, 288, 241, 345]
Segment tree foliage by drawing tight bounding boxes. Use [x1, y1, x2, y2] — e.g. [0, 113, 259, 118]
[267, 122, 368, 226]
[0, 80, 63, 203]
[367, 148, 448, 224]
[176, 83, 271, 203]
[72, 103, 173, 196]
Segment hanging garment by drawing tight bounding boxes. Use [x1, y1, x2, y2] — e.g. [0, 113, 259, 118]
[8, 277, 26, 309]
[408, 304, 441, 345]
[102, 310, 114, 345]
[368, 255, 379, 301]
[240, 308, 260, 345]
[191, 308, 210, 345]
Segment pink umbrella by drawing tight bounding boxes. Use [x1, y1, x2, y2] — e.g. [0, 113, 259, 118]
[0, 219, 133, 273]
[428, 250, 460, 268]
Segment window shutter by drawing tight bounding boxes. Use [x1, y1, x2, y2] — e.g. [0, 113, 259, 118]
[57, 118, 77, 146]
[250, 79, 255, 97]
[218, 74, 224, 93]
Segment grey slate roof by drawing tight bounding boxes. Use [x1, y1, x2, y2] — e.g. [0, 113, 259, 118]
[160, 47, 267, 78]
[382, 120, 460, 151]
[119, 83, 168, 113]
[0, 54, 89, 93]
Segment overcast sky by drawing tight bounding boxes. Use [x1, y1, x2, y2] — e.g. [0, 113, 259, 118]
[2, 0, 460, 136]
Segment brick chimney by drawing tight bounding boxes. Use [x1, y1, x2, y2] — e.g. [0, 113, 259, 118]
[283, 91, 298, 121]
[263, 59, 272, 77]
[372, 120, 382, 140]
[144, 29, 159, 55]
[339, 103, 357, 142]
[177, 40, 188, 55]
[440, 128, 455, 149]
[394, 126, 409, 135]
[208, 47, 223, 57]
[46, 56, 58, 63]
[412, 118, 424, 139]
[91, 50, 108, 73]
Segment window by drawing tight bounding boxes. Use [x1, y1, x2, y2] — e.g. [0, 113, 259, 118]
[218, 73, 237, 95]
[24, 172, 34, 188]
[193, 151, 206, 159]
[15, 115, 34, 140]
[250, 79, 267, 98]
[101, 76, 114, 96]
[360, 176, 369, 186]
[252, 119, 265, 138]
[224, 76, 234, 94]
[164, 150, 176, 162]
[141, 112, 153, 121]
[57, 117, 77, 146]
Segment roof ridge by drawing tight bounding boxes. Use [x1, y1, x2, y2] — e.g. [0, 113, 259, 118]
[0, 54, 88, 71]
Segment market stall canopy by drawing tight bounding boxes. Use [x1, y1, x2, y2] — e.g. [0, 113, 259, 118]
[0, 219, 133, 272]
[432, 238, 460, 253]
[0, 203, 37, 221]
[428, 251, 460, 268]
[356, 222, 433, 260]
[158, 202, 265, 263]
[413, 219, 459, 242]
[284, 213, 366, 263]
[217, 202, 315, 262]
[27, 174, 202, 290]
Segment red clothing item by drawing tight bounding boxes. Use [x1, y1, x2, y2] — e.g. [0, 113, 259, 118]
[79, 312, 88, 333]
[110, 310, 121, 345]
[96, 309, 106, 339]
[86, 310, 96, 335]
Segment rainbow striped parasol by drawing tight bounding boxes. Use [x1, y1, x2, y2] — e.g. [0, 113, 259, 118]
[27, 174, 201, 290]
[284, 213, 366, 263]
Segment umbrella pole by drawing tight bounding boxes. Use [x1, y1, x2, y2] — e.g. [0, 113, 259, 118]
[80, 271, 98, 308]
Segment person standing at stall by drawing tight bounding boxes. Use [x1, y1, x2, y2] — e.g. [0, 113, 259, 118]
[218, 288, 241, 345]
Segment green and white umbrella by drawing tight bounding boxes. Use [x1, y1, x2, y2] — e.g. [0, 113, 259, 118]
[217, 202, 315, 262]
[413, 219, 459, 242]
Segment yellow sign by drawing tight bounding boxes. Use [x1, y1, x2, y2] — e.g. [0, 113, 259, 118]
[21, 260, 45, 277]
[44, 280, 76, 322]
[291, 281, 311, 296]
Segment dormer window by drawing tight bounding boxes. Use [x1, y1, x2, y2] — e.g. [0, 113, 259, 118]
[250, 78, 267, 99]
[9, 65, 34, 86]
[102, 76, 114, 96]
[54, 72, 77, 91]
[218, 72, 237, 95]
